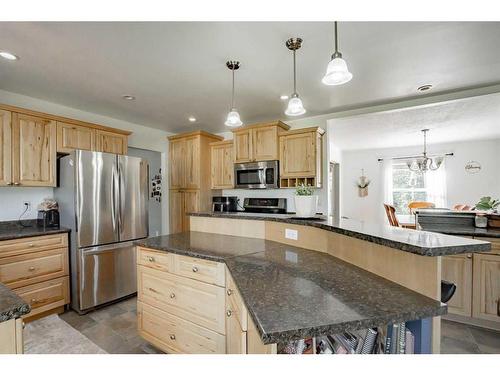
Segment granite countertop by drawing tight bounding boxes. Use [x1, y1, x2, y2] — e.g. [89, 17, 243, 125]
[419, 224, 500, 238]
[0, 220, 70, 241]
[0, 283, 30, 322]
[189, 212, 491, 256]
[137, 232, 447, 345]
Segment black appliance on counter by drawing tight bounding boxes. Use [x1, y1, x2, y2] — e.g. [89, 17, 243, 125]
[37, 209, 60, 229]
[243, 198, 287, 214]
[212, 196, 238, 212]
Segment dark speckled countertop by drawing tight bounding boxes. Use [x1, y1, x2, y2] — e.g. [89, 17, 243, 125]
[189, 212, 491, 256]
[136, 232, 447, 344]
[0, 283, 30, 322]
[0, 220, 70, 241]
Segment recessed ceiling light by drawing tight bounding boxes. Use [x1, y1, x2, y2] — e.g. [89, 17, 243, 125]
[0, 51, 19, 61]
[280, 95, 289, 100]
[417, 84, 433, 92]
[188, 116, 197, 122]
[121, 95, 135, 100]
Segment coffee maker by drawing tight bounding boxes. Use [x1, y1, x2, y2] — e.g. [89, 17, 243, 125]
[212, 196, 238, 212]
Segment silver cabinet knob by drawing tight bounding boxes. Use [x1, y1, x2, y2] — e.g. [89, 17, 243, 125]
[147, 256, 155, 262]
[14, 182, 20, 186]
[28, 266, 35, 271]
[227, 289, 233, 296]
[192, 266, 198, 273]
[29, 243, 34, 247]
[466, 254, 472, 259]
[226, 310, 232, 317]
[6, 182, 13, 186]
[30, 298, 37, 304]
[170, 334, 176, 340]
[170, 293, 176, 299]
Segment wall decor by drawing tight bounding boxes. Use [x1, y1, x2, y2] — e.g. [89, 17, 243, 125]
[356, 169, 370, 197]
[465, 160, 481, 174]
[150, 168, 162, 203]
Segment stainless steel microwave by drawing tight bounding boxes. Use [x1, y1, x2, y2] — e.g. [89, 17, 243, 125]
[234, 160, 279, 189]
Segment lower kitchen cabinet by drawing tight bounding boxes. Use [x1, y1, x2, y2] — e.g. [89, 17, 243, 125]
[226, 300, 247, 354]
[442, 254, 473, 316]
[472, 253, 500, 323]
[0, 318, 23, 354]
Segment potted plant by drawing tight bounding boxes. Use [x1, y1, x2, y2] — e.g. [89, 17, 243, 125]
[294, 183, 317, 217]
[475, 196, 500, 212]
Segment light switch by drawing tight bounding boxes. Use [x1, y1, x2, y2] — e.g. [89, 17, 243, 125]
[285, 228, 298, 240]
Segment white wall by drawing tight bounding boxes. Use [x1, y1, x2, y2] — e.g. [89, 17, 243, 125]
[340, 139, 500, 224]
[0, 187, 54, 221]
[0, 89, 171, 232]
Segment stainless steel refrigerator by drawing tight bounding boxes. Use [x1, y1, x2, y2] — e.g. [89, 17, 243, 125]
[55, 150, 148, 313]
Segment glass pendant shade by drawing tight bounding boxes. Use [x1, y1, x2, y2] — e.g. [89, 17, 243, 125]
[285, 96, 306, 116]
[224, 109, 243, 127]
[322, 57, 353, 85]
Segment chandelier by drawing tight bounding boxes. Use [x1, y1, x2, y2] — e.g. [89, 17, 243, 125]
[406, 129, 443, 172]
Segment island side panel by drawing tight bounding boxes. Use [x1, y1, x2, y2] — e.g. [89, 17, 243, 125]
[190, 216, 265, 239]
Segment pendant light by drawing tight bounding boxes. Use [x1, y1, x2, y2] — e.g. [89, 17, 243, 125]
[406, 129, 443, 173]
[285, 38, 306, 116]
[224, 61, 243, 127]
[322, 22, 353, 86]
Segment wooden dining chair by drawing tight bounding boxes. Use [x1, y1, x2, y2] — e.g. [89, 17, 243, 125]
[408, 201, 435, 215]
[383, 204, 400, 227]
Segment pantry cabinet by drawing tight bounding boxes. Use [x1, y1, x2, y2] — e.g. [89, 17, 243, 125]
[442, 254, 473, 316]
[279, 126, 324, 188]
[95, 129, 128, 155]
[168, 131, 223, 234]
[56, 121, 95, 153]
[210, 140, 234, 189]
[0, 110, 12, 186]
[12, 113, 57, 187]
[232, 121, 290, 163]
[472, 252, 500, 323]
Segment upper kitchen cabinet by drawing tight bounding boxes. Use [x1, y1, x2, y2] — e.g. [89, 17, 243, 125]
[210, 140, 234, 189]
[95, 129, 128, 155]
[232, 121, 290, 163]
[0, 110, 12, 186]
[56, 121, 95, 153]
[169, 137, 185, 189]
[12, 113, 57, 187]
[279, 126, 324, 188]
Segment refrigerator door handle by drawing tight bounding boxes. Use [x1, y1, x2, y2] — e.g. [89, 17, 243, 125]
[111, 163, 118, 233]
[117, 161, 123, 233]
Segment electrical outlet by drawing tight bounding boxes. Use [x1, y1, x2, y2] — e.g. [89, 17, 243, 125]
[285, 228, 298, 240]
[23, 201, 32, 212]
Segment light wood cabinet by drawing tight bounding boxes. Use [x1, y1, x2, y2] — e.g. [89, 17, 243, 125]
[279, 126, 324, 188]
[12, 113, 57, 187]
[0, 110, 12, 186]
[442, 254, 473, 316]
[56, 121, 95, 153]
[95, 129, 127, 155]
[168, 131, 223, 234]
[472, 253, 500, 323]
[232, 121, 290, 163]
[210, 140, 234, 189]
[0, 318, 23, 354]
[226, 297, 247, 354]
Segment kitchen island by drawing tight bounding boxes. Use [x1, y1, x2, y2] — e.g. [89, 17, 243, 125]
[0, 283, 30, 353]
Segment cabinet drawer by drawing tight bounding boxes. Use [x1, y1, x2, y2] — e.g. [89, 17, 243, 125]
[226, 270, 248, 331]
[138, 266, 225, 334]
[137, 247, 173, 272]
[138, 302, 226, 354]
[0, 248, 69, 289]
[173, 254, 225, 287]
[0, 234, 68, 258]
[13, 276, 69, 318]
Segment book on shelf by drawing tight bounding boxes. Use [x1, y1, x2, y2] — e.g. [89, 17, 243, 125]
[385, 322, 412, 354]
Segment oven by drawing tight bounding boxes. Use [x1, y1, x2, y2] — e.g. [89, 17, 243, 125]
[234, 160, 279, 189]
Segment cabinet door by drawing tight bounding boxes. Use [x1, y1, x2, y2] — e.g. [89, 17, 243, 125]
[211, 143, 234, 189]
[169, 190, 185, 234]
[226, 299, 247, 354]
[12, 113, 56, 187]
[442, 254, 472, 316]
[95, 130, 127, 155]
[56, 121, 95, 153]
[0, 110, 12, 186]
[279, 132, 316, 178]
[472, 253, 500, 323]
[183, 190, 199, 231]
[184, 136, 200, 189]
[252, 126, 278, 161]
[233, 130, 252, 163]
[169, 139, 185, 189]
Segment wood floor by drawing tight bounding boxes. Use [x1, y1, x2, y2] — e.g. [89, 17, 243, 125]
[56, 296, 500, 354]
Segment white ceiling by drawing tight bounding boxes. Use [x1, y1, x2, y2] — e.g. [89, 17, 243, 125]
[329, 92, 500, 150]
[1, 22, 500, 133]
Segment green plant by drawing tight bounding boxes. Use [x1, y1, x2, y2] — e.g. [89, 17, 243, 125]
[295, 183, 314, 196]
[356, 179, 371, 189]
[475, 196, 500, 211]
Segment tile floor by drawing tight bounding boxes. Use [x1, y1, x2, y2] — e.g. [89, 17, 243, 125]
[59, 296, 500, 354]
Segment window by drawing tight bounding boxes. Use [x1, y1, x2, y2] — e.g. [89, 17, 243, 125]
[391, 163, 428, 214]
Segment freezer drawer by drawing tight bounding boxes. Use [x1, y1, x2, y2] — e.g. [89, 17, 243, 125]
[79, 241, 137, 310]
